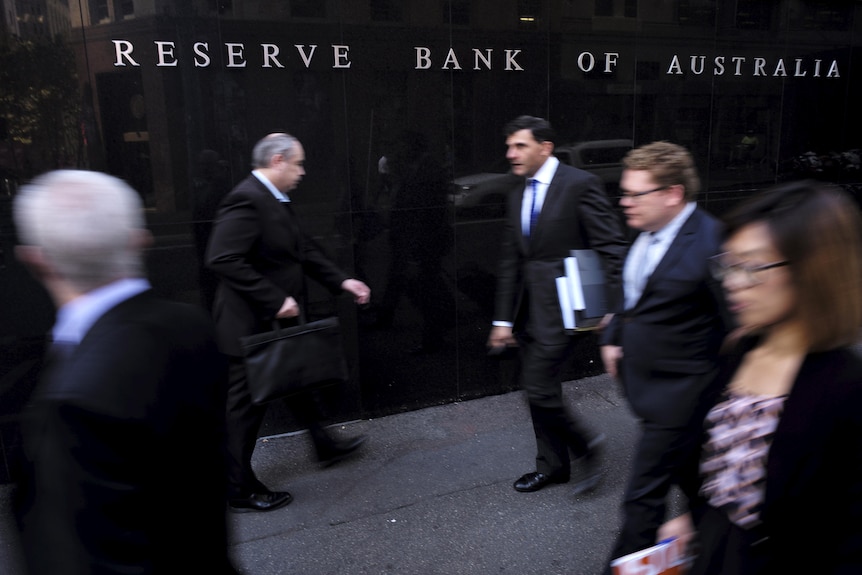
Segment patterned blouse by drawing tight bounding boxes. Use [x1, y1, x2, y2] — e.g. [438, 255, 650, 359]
[699, 391, 788, 529]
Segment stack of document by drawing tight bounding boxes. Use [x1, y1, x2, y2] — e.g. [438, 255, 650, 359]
[556, 249, 608, 332]
[610, 537, 691, 575]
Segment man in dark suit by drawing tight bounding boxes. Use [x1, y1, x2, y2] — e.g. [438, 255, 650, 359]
[599, 141, 731, 566]
[488, 116, 627, 494]
[12, 170, 236, 574]
[206, 132, 370, 513]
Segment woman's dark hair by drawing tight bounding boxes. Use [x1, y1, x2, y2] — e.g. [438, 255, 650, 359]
[724, 180, 862, 350]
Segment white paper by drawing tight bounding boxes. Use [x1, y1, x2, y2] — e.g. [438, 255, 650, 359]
[556, 276, 576, 330]
[565, 256, 586, 311]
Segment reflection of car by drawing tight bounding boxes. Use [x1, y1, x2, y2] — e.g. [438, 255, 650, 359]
[554, 139, 633, 195]
[449, 139, 633, 216]
[448, 158, 519, 214]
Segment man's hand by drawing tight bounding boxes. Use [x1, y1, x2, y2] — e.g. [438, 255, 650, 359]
[276, 296, 300, 319]
[341, 279, 371, 305]
[597, 313, 614, 331]
[600, 345, 623, 378]
[487, 325, 517, 351]
[657, 512, 695, 553]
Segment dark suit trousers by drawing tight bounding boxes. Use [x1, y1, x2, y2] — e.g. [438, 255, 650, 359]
[225, 358, 336, 496]
[608, 418, 702, 562]
[520, 338, 593, 477]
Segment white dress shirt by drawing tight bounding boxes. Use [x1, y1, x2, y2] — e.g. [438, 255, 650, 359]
[52, 278, 151, 345]
[252, 170, 290, 203]
[521, 156, 559, 236]
[493, 157, 560, 328]
[623, 202, 696, 309]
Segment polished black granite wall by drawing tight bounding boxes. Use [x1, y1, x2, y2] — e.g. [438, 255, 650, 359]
[1, 0, 861, 481]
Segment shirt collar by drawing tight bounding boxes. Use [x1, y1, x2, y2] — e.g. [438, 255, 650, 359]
[531, 156, 560, 186]
[652, 202, 696, 244]
[52, 278, 151, 345]
[252, 169, 290, 202]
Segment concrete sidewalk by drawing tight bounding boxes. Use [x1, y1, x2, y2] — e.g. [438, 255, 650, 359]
[1, 372, 645, 574]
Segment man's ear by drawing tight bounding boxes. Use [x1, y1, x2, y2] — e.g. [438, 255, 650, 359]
[131, 229, 153, 251]
[665, 184, 686, 206]
[14, 245, 52, 281]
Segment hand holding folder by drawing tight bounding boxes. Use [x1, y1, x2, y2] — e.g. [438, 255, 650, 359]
[557, 249, 609, 332]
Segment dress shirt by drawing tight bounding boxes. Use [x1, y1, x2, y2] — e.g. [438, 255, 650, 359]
[52, 278, 151, 345]
[520, 156, 559, 236]
[623, 202, 696, 309]
[252, 170, 290, 203]
[493, 157, 560, 328]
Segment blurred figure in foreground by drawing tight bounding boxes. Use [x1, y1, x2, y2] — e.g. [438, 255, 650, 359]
[13, 170, 236, 574]
[600, 142, 731, 568]
[660, 181, 862, 574]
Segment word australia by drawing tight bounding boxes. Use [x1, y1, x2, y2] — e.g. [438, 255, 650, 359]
[668, 54, 841, 78]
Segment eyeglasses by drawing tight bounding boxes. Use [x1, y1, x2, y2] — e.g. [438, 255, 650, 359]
[619, 186, 668, 201]
[708, 253, 790, 286]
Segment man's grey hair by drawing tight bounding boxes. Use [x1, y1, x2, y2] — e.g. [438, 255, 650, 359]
[14, 169, 147, 293]
[251, 133, 299, 169]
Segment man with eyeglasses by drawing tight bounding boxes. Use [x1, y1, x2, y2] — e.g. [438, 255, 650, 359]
[599, 141, 732, 570]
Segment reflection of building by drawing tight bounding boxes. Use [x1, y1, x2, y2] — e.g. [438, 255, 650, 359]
[1, 0, 19, 36]
[12, 0, 70, 39]
[2, 0, 862, 485]
[62, 1, 861, 217]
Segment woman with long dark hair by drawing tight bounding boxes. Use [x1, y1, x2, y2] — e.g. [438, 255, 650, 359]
[660, 181, 862, 574]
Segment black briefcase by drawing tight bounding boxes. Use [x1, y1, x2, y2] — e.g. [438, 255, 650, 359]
[239, 317, 349, 405]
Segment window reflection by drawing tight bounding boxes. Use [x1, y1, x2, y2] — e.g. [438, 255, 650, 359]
[678, 0, 715, 26]
[445, 0, 470, 26]
[371, 0, 402, 22]
[735, 0, 776, 30]
[790, 1, 852, 31]
[291, 0, 326, 19]
[518, 0, 540, 28]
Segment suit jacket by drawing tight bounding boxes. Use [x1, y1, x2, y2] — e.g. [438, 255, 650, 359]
[206, 174, 349, 356]
[15, 291, 234, 575]
[686, 340, 862, 574]
[494, 163, 627, 346]
[601, 207, 729, 426]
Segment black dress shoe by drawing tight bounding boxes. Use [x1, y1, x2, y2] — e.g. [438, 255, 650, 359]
[228, 491, 293, 513]
[319, 435, 367, 468]
[513, 471, 569, 493]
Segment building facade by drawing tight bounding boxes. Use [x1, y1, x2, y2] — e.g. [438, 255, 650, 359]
[1, 0, 860, 483]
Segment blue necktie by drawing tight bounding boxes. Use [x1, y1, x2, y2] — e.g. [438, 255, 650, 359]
[526, 178, 539, 237]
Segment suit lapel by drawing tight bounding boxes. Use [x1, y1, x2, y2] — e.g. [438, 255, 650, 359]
[37, 291, 153, 400]
[527, 171, 565, 250]
[510, 180, 530, 253]
[638, 209, 700, 301]
[250, 176, 302, 259]
[281, 201, 302, 256]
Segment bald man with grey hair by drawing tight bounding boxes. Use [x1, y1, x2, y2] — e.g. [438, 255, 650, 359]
[14, 170, 147, 294]
[251, 132, 300, 169]
[206, 132, 370, 512]
[13, 169, 236, 574]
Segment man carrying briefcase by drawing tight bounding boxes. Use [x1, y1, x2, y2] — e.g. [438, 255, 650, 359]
[206, 132, 370, 513]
